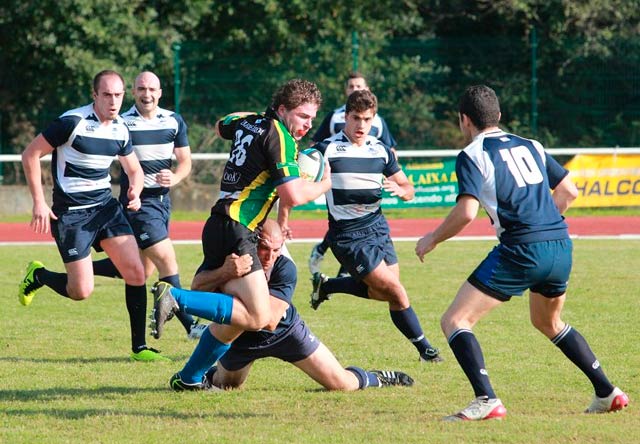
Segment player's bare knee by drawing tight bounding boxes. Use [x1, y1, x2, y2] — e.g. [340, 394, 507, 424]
[123, 276, 146, 286]
[530, 315, 563, 338]
[244, 312, 271, 331]
[373, 281, 396, 297]
[387, 292, 410, 309]
[440, 314, 450, 335]
[68, 283, 93, 300]
[371, 283, 407, 306]
[121, 266, 146, 286]
[440, 312, 459, 337]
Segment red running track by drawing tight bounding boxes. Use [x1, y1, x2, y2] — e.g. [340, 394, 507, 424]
[2, 216, 639, 243]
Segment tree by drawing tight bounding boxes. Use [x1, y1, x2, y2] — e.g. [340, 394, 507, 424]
[0, 0, 208, 177]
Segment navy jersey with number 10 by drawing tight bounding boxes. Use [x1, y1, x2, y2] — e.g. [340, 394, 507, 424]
[456, 130, 570, 245]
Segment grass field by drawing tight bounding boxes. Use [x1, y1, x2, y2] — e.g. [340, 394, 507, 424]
[1, 240, 638, 443]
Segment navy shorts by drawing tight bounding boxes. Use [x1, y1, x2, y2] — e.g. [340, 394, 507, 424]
[125, 194, 171, 250]
[328, 218, 398, 279]
[197, 213, 262, 274]
[51, 198, 133, 263]
[468, 239, 573, 301]
[219, 317, 321, 371]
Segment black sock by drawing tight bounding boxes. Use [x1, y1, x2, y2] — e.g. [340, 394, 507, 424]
[317, 235, 330, 255]
[125, 284, 147, 352]
[161, 274, 196, 333]
[389, 306, 433, 352]
[322, 276, 369, 298]
[93, 258, 122, 278]
[448, 329, 496, 399]
[36, 268, 69, 297]
[345, 366, 380, 389]
[552, 325, 614, 398]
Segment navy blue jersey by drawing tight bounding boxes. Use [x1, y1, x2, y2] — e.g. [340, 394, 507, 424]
[315, 131, 400, 232]
[312, 104, 397, 148]
[41, 103, 132, 213]
[232, 254, 300, 347]
[119, 105, 189, 199]
[456, 130, 569, 244]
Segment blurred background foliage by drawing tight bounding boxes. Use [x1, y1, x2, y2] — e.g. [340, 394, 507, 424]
[1, 0, 639, 184]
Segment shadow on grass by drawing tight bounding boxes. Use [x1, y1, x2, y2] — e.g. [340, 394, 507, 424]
[0, 355, 191, 364]
[2, 405, 267, 420]
[0, 385, 164, 402]
[0, 386, 270, 420]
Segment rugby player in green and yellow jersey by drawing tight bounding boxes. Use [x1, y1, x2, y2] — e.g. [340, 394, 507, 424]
[149, 79, 332, 390]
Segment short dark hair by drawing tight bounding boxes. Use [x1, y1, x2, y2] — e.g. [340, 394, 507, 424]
[271, 79, 322, 110]
[346, 71, 367, 85]
[93, 70, 125, 93]
[458, 85, 500, 129]
[346, 89, 377, 114]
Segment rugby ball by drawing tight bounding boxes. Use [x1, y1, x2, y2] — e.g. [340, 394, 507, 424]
[297, 148, 324, 182]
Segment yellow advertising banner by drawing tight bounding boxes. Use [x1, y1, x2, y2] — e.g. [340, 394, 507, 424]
[564, 154, 640, 207]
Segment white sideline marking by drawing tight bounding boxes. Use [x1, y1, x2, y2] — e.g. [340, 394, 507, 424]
[2, 234, 639, 247]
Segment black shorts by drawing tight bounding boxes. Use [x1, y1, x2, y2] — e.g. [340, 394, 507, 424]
[197, 213, 262, 274]
[219, 317, 321, 371]
[125, 195, 171, 250]
[51, 198, 133, 263]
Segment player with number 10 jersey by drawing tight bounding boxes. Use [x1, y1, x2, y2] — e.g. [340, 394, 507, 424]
[456, 131, 569, 244]
[415, 85, 628, 420]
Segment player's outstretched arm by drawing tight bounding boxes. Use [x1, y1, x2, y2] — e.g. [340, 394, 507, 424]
[415, 195, 479, 262]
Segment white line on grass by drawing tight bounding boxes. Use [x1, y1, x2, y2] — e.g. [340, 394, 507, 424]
[3, 234, 639, 247]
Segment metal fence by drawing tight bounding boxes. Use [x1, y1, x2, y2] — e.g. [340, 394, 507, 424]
[171, 31, 640, 150]
[2, 32, 639, 185]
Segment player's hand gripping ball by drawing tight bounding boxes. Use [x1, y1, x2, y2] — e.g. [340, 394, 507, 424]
[297, 148, 325, 182]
